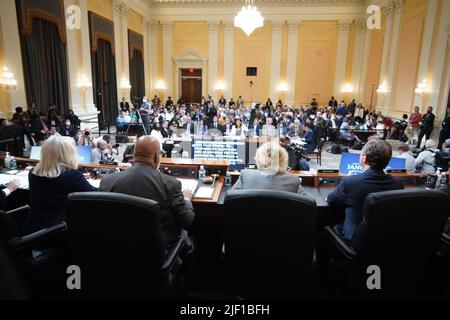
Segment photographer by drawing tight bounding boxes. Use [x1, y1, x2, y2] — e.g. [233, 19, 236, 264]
[78, 128, 95, 148]
[280, 136, 310, 171]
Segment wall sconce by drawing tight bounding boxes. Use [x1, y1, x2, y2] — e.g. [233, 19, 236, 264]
[0, 67, 18, 92]
[276, 82, 288, 92]
[215, 80, 226, 91]
[155, 80, 166, 90]
[376, 82, 390, 94]
[78, 74, 92, 91]
[120, 77, 132, 90]
[341, 83, 353, 93]
[415, 79, 431, 96]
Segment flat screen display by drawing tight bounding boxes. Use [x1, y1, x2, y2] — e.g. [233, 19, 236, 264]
[192, 138, 246, 171]
[339, 152, 406, 175]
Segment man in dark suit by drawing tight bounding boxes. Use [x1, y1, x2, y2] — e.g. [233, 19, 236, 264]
[438, 106, 450, 150]
[327, 139, 404, 241]
[218, 95, 226, 107]
[417, 106, 435, 149]
[328, 96, 338, 109]
[99, 136, 195, 248]
[303, 122, 316, 152]
[120, 97, 130, 112]
[209, 116, 223, 136]
[183, 116, 195, 135]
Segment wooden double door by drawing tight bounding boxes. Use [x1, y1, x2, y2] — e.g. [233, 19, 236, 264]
[180, 68, 202, 104]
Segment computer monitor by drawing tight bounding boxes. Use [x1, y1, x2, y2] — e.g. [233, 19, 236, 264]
[76, 146, 93, 164]
[30, 146, 42, 160]
[339, 152, 406, 175]
[192, 137, 246, 171]
[29, 145, 92, 164]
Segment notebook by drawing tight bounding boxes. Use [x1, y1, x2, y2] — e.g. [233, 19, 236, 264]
[177, 178, 198, 194]
[194, 186, 214, 199]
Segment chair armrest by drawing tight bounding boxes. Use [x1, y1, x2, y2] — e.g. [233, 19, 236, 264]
[442, 233, 450, 245]
[324, 226, 359, 261]
[6, 222, 67, 252]
[161, 235, 185, 274]
[7, 205, 30, 222]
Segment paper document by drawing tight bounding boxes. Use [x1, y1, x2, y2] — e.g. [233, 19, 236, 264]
[87, 179, 101, 188]
[194, 186, 214, 199]
[177, 178, 199, 194]
[0, 174, 29, 190]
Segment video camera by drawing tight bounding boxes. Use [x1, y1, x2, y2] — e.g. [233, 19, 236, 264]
[132, 96, 141, 107]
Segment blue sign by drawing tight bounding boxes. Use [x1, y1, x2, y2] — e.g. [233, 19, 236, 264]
[339, 152, 406, 175]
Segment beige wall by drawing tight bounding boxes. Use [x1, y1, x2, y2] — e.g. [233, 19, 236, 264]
[232, 23, 272, 104]
[295, 21, 338, 105]
[128, 9, 143, 35]
[87, 0, 113, 20]
[1, 0, 448, 122]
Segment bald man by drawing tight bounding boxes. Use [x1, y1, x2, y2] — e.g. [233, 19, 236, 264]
[99, 136, 195, 248]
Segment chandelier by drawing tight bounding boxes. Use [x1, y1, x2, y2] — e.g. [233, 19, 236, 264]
[234, 0, 264, 37]
[0, 67, 18, 92]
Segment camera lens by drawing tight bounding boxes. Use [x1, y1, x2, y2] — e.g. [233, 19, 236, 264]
[84, 131, 89, 136]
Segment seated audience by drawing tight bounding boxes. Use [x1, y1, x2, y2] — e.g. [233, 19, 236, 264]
[415, 139, 438, 174]
[92, 139, 108, 163]
[233, 141, 308, 195]
[398, 144, 416, 173]
[99, 136, 195, 249]
[327, 139, 404, 241]
[60, 119, 76, 137]
[303, 122, 316, 152]
[25, 136, 97, 233]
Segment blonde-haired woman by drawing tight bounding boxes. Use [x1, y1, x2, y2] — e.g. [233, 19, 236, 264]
[232, 141, 307, 195]
[25, 136, 97, 233]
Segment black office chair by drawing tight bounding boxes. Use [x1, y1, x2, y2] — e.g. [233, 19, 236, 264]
[223, 190, 317, 299]
[0, 206, 66, 293]
[324, 189, 450, 299]
[65, 192, 185, 299]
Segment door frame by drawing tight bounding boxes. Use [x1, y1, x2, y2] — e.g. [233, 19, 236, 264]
[180, 72, 202, 103]
[173, 48, 207, 100]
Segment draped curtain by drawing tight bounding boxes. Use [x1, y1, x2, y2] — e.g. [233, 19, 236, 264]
[129, 50, 145, 100]
[21, 18, 69, 116]
[91, 39, 118, 129]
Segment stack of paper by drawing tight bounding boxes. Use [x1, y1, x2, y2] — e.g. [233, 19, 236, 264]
[194, 187, 214, 199]
[177, 178, 199, 194]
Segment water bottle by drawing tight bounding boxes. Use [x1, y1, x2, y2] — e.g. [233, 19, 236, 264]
[199, 165, 206, 180]
[224, 171, 232, 186]
[435, 168, 442, 190]
[4, 152, 11, 169]
[9, 157, 17, 170]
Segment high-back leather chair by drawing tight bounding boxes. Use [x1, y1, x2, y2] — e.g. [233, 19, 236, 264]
[224, 189, 317, 299]
[325, 189, 450, 298]
[65, 192, 185, 299]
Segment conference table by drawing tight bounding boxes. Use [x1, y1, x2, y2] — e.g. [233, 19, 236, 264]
[0, 156, 437, 270]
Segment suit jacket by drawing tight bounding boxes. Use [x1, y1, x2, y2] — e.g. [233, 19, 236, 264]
[209, 122, 223, 133]
[99, 163, 195, 247]
[303, 128, 316, 152]
[420, 112, 435, 130]
[327, 168, 404, 241]
[232, 169, 308, 196]
[120, 101, 130, 112]
[183, 122, 195, 134]
[26, 169, 98, 233]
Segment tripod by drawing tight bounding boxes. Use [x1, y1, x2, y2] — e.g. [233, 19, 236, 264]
[126, 102, 148, 136]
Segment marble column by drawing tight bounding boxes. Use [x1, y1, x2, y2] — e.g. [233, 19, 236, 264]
[208, 21, 219, 97]
[285, 21, 299, 106]
[333, 20, 351, 102]
[162, 21, 173, 98]
[223, 22, 234, 101]
[269, 21, 283, 103]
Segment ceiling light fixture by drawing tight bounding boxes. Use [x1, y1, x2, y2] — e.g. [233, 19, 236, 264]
[234, 0, 264, 37]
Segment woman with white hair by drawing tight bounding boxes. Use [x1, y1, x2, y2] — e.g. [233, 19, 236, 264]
[232, 141, 307, 195]
[25, 136, 97, 233]
[415, 139, 438, 174]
